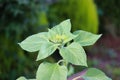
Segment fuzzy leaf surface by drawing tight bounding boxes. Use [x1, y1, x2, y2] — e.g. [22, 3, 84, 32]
[36, 62, 67, 80]
[60, 42, 87, 66]
[73, 30, 102, 46]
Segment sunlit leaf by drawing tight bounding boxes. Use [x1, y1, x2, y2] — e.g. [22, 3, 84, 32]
[19, 32, 48, 52]
[51, 19, 71, 34]
[36, 42, 59, 61]
[63, 32, 76, 43]
[48, 27, 76, 44]
[60, 42, 87, 66]
[73, 30, 102, 46]
[36, 62, 67, 80]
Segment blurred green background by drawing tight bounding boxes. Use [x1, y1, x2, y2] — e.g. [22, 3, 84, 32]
[0, 0, 120, 80]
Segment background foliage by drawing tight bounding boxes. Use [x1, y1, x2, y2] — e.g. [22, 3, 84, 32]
[48, 0, 98, 33]
[0, 0, 48, 80]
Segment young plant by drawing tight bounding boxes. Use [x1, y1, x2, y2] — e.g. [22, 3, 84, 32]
[17, 19, 112, 80]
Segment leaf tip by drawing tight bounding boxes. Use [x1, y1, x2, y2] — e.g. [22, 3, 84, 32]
[99, 34, 102, 37]
[66, 19, 70, 22]
[83, 62, 88, 67]
[97, 34, 102, 40]
[18, 42, 20, 45]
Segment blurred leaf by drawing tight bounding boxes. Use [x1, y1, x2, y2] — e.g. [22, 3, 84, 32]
[48, 0, 99, 33]
[82, 68, 112, 80]
[71, 0, 99, 33]
[37, 11, 48, 26]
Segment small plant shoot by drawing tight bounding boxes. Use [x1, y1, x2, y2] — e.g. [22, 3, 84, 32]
[17, 19, 112, 80]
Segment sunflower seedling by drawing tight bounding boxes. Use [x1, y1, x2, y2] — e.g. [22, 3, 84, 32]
[17, 19, 112, 80]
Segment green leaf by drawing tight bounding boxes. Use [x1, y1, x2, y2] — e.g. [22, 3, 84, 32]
[19, 32, 48, 52]
[51, 19, 71, 34]
[16, 76, 36, 80]
[73, 30, 102, 46]
[36, 62, 67, 80]
[48, 19, 76, 44]
[67, 65, 75, 76]
[36, 42, 59, 61]
[48, 26, 76, 44]
[48, 29, 58, 42]
[63, 32, 76, 43]
[48, 29, 76, 44]
[82, 68, 112, 80]
[60, 42, 87, 66]
[16, 77, 27, 80]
